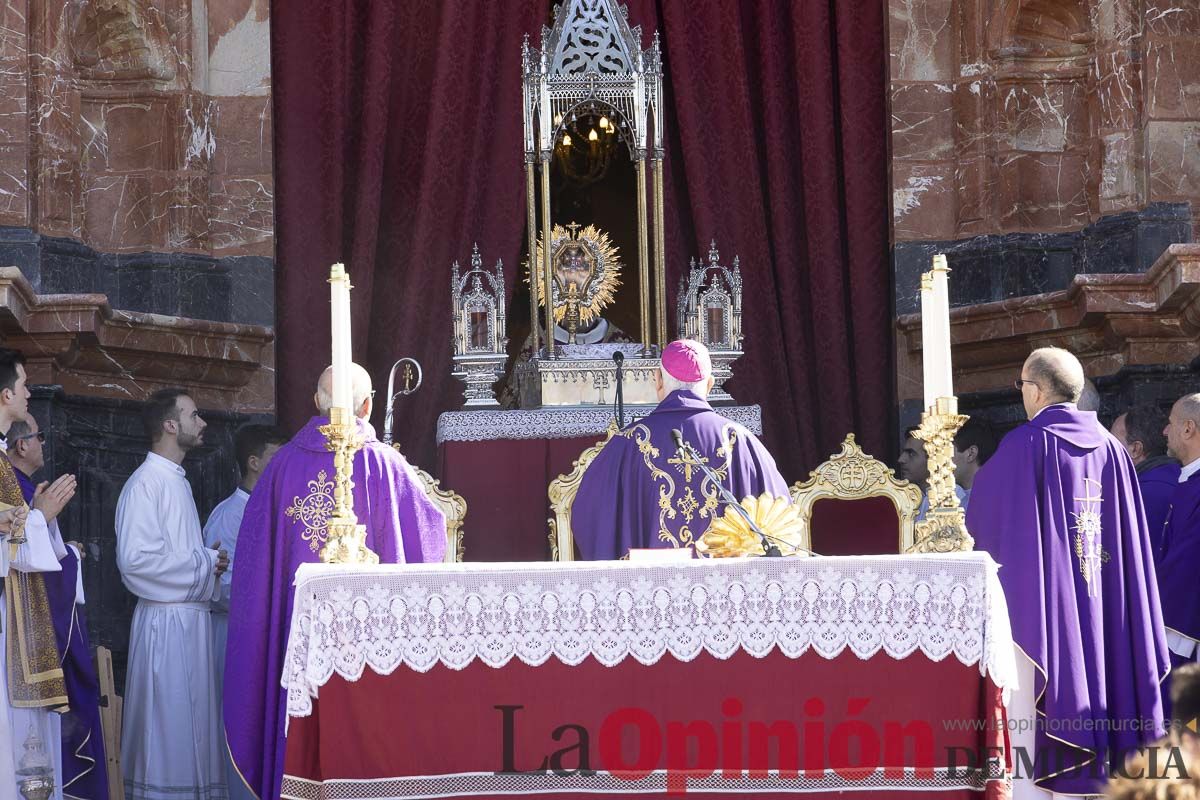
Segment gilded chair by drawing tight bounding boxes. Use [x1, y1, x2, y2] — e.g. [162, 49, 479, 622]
[394, 445, 467, 563]
[548, 428, 617, 562]
[789, 434, 922, 555]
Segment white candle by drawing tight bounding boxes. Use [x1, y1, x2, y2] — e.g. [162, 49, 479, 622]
[920, 272, 935, 411]
[930, 254, 954, 403]
[329, 263, 353, 412]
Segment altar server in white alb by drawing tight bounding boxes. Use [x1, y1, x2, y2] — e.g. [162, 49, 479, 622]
[117, 389, 228, 800]
[0, 348, 77, 800]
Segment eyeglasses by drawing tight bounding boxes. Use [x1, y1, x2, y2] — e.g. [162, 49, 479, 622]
[14, 431, 44, 443]
[1013, 379, 1039, 391]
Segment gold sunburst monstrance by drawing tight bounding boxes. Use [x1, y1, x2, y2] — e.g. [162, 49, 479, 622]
[531, 222, 622, 331]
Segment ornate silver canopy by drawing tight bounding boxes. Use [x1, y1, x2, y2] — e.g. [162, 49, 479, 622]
[522, 0, 662, 161]
[451, 245, 509, 407]
[521, 0, 667, 360]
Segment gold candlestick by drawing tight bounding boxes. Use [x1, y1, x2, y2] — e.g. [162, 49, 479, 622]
[909, 396, 975, 553]
[318, 406, 379, 565]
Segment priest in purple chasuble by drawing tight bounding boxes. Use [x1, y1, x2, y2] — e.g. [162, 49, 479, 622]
[9, 416, 107, 800]
[966, 348, 1168, 795]
[573, 340, 788, 560]
[1159, 394, 1200, 707]
[225, 364, 446, 800]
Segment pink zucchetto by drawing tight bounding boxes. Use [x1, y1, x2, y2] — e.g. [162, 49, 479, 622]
[661, 339, 712, 382]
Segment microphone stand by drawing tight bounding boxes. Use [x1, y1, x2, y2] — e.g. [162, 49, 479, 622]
[671, 429, 796, 558]
[613, 351, 625, 428]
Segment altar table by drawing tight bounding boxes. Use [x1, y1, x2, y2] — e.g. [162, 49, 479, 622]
[435, 406, 763, 562]
[281, 553, 1016, 799]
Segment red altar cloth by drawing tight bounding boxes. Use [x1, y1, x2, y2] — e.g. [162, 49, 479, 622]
[438, 436, 598, 561]
[281, 555, 1014, 799]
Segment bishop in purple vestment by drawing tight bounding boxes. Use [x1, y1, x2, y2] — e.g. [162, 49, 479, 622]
[967, 348, 1168, 794]
[8, 416, 108, 800]
[573, 340, 788, 560]
[225, 365, 446, 800]
[1160, 394, 1200, 680]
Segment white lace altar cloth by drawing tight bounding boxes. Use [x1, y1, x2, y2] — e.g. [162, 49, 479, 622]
[435, 405, 762, 443]
[284, 553, 1016, 721]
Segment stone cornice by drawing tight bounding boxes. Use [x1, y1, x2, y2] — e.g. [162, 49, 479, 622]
[897, 244, 1200, 401]
[0, 267, 274, 413]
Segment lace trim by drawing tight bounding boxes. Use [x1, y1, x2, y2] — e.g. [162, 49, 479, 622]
[281, 767, 1006, 798]
[284, 554, 1016, 720]
[435, 406, 763, 443]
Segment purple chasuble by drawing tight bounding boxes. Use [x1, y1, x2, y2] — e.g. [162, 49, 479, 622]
[17, 469, 109, 800]
[1159, 471, 1200, 648]
[966, 404, 1169, 794]
[224, 417, 446, 800]
[1136, 456, 1181, 562]
[573, 390, 789, 560]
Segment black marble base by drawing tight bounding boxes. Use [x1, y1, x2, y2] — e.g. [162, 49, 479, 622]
[27, 386, 272, 689]
[0, 227, 273, 326]
[893, 203, 1194, 315]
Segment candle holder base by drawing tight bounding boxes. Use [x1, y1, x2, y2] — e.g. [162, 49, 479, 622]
[908, 396, 974, 554]
[319, 406, 380, 565]
[319, 516, 379, 565]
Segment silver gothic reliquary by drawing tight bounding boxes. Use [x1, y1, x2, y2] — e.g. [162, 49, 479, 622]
[678, 241, 744, 403]
[451, 245, 508, 407]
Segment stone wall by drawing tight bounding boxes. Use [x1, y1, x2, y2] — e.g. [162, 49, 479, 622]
[890, 0, 1200, 427]
[0, 0, 273, 325]
[0, 0, 275, 680]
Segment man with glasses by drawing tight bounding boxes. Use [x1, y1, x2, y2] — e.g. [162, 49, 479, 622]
[967, 347, 1168, 797]
[224, 363, 446, 800]
[7, 415, 107, 799]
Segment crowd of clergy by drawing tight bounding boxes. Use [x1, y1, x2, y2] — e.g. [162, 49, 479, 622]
[1, 339, 1200, 799]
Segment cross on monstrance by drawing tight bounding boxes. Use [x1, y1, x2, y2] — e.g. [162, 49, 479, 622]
[565, 221, 582, 239]
[669, 450, 708, 482]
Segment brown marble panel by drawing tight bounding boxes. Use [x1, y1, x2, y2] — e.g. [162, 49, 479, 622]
[211, 95, 272, 174]
[953, 154, 991, 235]
[1148, 120, 1200, 199]
[893, 159, 957, 240]
[36, 156, 80, 238]
[1144, 37, 1200, 120]
[170, 173, 211, 252]
[1099, 130, 1143, 213]
[81, 96, 176, 172]
[998, 151, 1093, 231]
[997, 78, 1091, 154]
[209, 173, 273, 256]
[953, 77, 992, 146]
[1095, 49, 1141, 131]
[1145, 1, 1200, 36]
[891, 83, 955, 160]
[81, 172, 174, 251]
[0, 144, 28, 227]
[889, 0, 956, 82]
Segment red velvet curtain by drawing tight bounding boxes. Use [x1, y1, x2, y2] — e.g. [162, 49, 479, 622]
[271, 0, 893, 479]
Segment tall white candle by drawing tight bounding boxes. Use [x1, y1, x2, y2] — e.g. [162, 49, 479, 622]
[930, 254, 953, 402]
[920, 272, 935, 411]
[329, 263, 353, 412]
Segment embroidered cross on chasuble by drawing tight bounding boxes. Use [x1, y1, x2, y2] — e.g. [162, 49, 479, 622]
[621, 422, 735, 548]
[0, 454, 67, 710]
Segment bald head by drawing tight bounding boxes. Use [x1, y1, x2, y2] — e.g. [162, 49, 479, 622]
[315, 363, 374, 418]
[1166, 393, 1200, 465]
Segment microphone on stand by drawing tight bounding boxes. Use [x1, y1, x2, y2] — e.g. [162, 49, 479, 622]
[613, 351, 625, 429]
[671, 428, 793, 558]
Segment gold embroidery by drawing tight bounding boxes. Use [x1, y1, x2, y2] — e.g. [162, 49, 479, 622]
[1072, 477, 1110, 597]
[286, 470, 336, 553]
[622, 423, 743, 549]
[0, 454, 67, 709]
